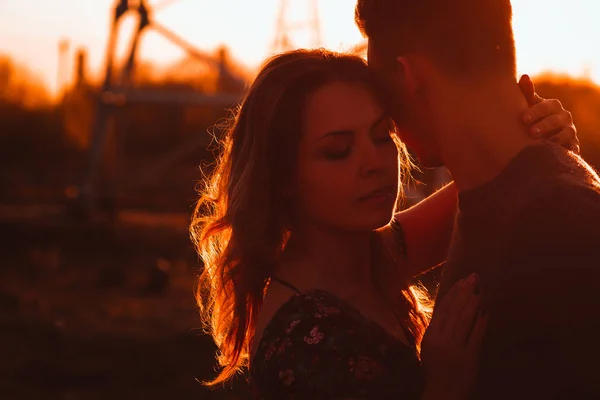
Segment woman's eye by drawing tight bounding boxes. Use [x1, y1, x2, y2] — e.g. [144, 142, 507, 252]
[324, 148, 351, 160]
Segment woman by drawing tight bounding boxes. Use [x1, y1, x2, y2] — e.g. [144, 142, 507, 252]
[191, 49, 577, 399]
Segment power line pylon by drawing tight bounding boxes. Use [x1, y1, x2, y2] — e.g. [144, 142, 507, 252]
[272, 0, 322, 53]
[76, 0, 244, 219]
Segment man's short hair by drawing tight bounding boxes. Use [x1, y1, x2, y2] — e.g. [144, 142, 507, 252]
[355, 0, 517, 77]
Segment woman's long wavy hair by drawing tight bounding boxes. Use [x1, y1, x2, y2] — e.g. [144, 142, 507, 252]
[190, 48, 428, 386]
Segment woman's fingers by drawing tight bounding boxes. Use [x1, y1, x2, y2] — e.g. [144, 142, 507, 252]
[522, 97, 580, 153]
[518, 75, 577, 150]
[429, 281, 460, 332]
[522, 99, 569, 125]
[442, 275, 478, 336]
[453, 287, 483, 344]
[433, 274, 479, 335]
[529, 110, 579, 153]
[550, 127, 580, 154]
[529, 114, 569, 138]
[467, 311, 489, 356]
[518, 74, 543, 106]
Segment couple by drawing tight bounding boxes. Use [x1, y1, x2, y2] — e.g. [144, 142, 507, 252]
[193, 0, 600, 399]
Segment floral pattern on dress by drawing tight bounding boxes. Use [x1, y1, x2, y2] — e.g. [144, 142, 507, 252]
[250, 289, 425, 399]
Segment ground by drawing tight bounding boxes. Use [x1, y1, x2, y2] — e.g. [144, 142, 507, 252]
[0, 205, 249, 399]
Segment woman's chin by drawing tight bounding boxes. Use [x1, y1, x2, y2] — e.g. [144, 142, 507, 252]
[357, 211, 395, 231]
[355, 201, 396, 229]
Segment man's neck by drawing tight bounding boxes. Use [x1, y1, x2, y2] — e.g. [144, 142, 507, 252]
[438, 81, 539, 192]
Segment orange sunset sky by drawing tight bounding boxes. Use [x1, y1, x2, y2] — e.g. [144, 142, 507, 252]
[1, 0, 599, 96]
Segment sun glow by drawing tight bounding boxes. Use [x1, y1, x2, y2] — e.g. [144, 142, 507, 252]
[0, 0, 598, 97]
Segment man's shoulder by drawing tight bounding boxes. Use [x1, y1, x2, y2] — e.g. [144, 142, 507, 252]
[516, 145, 600, 209]
[471, 146, 600, 217]
[511, 169, 600, 254]
[525, 170, 600, 218]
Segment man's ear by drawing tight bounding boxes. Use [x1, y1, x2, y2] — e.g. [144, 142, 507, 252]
[396, 56, 418, 97]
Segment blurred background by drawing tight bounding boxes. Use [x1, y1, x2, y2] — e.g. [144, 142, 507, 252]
[1, 0, 599, 398]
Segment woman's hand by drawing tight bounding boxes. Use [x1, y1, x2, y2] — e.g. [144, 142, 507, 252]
[421, 274, 487, 400]
[519, 74, 580, 154]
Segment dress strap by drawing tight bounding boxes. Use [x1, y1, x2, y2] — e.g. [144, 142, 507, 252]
[270, 276, 301, 293]
[390, 217, 408, 260]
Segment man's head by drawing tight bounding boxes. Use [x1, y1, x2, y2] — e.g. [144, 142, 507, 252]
[356, 0, 517, 166]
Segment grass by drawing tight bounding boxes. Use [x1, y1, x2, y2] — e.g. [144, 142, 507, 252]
[0, 214, 249, 399]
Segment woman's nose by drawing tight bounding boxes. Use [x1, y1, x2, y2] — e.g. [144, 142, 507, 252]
[359, 142, 387, 176]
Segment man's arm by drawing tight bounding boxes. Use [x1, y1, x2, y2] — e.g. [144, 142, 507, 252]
[381, 182, 458, 278]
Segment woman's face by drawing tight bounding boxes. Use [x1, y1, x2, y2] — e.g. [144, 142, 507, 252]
[293, 80, 400, 233]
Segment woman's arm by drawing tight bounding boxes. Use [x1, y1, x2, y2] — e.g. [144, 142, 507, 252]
[391, 182, 458, 278]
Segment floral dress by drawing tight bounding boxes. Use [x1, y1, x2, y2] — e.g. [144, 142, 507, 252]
[249, 286, 425, 399]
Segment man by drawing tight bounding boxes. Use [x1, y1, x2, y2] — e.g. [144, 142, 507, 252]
[356, 0, 600, 398]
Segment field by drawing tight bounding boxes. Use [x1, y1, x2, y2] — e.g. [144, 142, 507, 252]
[2, 61, 599, 399]
[0, 206, 248, 399]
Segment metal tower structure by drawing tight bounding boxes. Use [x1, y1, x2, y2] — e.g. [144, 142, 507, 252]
[57, 39, 70, 100]
[77, 0, 246, 217]
[271, 0, 322, 53]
